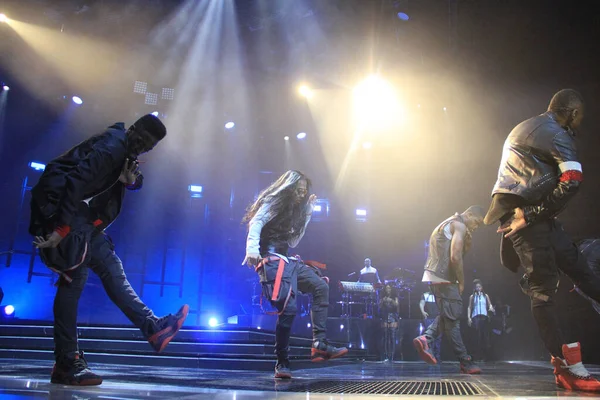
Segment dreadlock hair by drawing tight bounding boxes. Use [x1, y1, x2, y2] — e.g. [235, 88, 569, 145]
[242, 170, 312, 243]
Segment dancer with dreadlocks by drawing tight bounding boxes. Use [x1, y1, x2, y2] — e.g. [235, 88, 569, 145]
[242, 170, 347, 379]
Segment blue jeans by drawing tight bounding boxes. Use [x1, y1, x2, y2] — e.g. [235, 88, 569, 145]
[53, 232, 157, 357]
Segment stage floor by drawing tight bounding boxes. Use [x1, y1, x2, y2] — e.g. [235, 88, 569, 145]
[0, 359, 598, 399]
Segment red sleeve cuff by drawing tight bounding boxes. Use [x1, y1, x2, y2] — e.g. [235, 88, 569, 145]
[93, 219, 103, 227]
[55, 225, 71, 238]
[560, 170, 583, 182]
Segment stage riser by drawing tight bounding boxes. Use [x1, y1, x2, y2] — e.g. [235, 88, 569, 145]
[0, 336, 368, 358]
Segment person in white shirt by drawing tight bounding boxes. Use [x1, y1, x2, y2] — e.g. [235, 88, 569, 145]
[468, 279, 495, 361]
[358, 258, 382, 284]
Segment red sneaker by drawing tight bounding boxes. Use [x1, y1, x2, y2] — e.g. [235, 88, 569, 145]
[413, 335, 437, 365]
[551, 342, 600, 393]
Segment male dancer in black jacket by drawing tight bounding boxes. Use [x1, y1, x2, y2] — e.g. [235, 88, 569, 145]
[484, 89, 600, 392]
[30, 114, 189, 386]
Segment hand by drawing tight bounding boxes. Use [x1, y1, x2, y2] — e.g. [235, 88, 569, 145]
[242, 253, 262, 267]
[308, 194, 317, 208]
[459, 282, 464, 295]
[422, 312, 429, 319]
[468, 318, 472, 327]
[490, 306, 496, 314]
[34, 231, 64, 248]
[497, 207, 527, 238]
[119, 158, 141, 185]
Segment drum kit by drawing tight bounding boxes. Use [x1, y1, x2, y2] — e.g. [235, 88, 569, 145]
[338, 267, 418, 318]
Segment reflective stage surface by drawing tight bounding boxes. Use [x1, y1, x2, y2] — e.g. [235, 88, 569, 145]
[0, 359, 598, 399]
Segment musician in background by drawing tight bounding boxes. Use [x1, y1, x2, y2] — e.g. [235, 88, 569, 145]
[420, 288, 442, 362]
[358, 258, 381, 284]
[468, 279, 495, 361]
[379, 284, 401, 362]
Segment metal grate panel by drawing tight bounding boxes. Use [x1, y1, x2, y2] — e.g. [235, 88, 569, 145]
[286, 380, 485, 396]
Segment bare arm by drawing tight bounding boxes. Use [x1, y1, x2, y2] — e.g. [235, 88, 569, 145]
[449, 221, 467, 293]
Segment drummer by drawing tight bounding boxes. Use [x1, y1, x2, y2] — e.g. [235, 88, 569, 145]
[358, 258, 382, 284]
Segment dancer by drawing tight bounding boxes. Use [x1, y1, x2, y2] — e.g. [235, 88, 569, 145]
[419, 287, 442, 362]
[242, 170, 347, 379]
[467, 279, 495, 361]
[30, 115, 189, 386]
[379, 284, 400, 362]
[484, 89, 600, 392]
[413, 206, 484, 374]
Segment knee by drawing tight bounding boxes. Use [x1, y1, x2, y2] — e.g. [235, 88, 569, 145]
[315, 279, 329, 297]
[278, 313, 295, 329]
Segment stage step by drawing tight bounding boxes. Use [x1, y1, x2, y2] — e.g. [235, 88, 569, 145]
[0, 324, 374, 370]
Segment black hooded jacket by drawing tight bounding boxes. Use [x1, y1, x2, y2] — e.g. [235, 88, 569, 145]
[29, 123, 142, 236]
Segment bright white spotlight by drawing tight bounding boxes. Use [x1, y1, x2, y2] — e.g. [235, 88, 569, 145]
[340, 324, 344, 330]
[3, 305, 15, 316]
[257, 326, 261, 330]
[284, 136, 290, 141]
[188, 185, 203, 193]
[353, 75, 401, 131]
[356, 209, 367, 217]
[151, 111, 159, 117]
[362, 142, 372, 149]
[208, 317, 218, 328]
[72, 96, 83, 105]
[2, 85, 9, 91]
[296, 132, 307, 140]
[0, 14, 8, 23]
[307, 323, 311, 328]
[443, 107, 447, 111]
[313, 205, 322, 212]
[225, 122, 235, 129]
[29, 161, 46, 171]
[298, 84, 313, 99]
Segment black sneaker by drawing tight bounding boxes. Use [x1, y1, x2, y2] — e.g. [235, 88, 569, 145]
[274, 361, 292, 379]
[148, 304, 189, 353]
[311, 340, 348, 362]
[51, 351, 102, 386]
[460, 356, 481, 374]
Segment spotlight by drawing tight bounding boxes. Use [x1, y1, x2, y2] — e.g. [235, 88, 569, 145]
[2, 85, 9, 91]
[29, 161, 46, 171]
[72, 96, 83, 105]
[151, 111, 159, 117]
[225, 122, 235, 129]
[313, 205, 322, 212]
[340, 324, 344, 330]
[417, 104, 421, 108]
[3, 305, 14, 316]
[188, 185, 203, 198]
[296, 132, 307, 140]
[284, 136, 290, 141]
[307, 323, 311, 328]
[397, 12, 410, 21]
[208, 317, 218, 328]
[356, 209, 367, 217]
[443, 107, 447, 111]
[257, 326, 261, 330]
[297, 84, 313, 99]
[353, 75, 400, 131]
[0, 14, 8, 23]
[362, 142, 372, 149]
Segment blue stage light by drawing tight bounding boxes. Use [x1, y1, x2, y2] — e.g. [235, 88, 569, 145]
[296, 132, 307, 140]
[340, 324, 344, 330]
[208, 317, 218, 328]
[307, 323, 311, 328]
[188, 185, 203, 198]
[29, 161, 46, 171]
[72, 96, 83, 105]
[397, 12, 409, 21]
[313, 205, 322, 212]
[225, 122, 235, 129]
[3, 305, 14, 316]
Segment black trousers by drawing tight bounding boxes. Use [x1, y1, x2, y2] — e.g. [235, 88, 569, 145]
[509, 219, 600, 357]
[472, 315, 489, 360]
[424, 317, 442, 360]
[262, 259, 329, 359]
[424, 284, 470, 361]
[53, 232, 157, 357]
